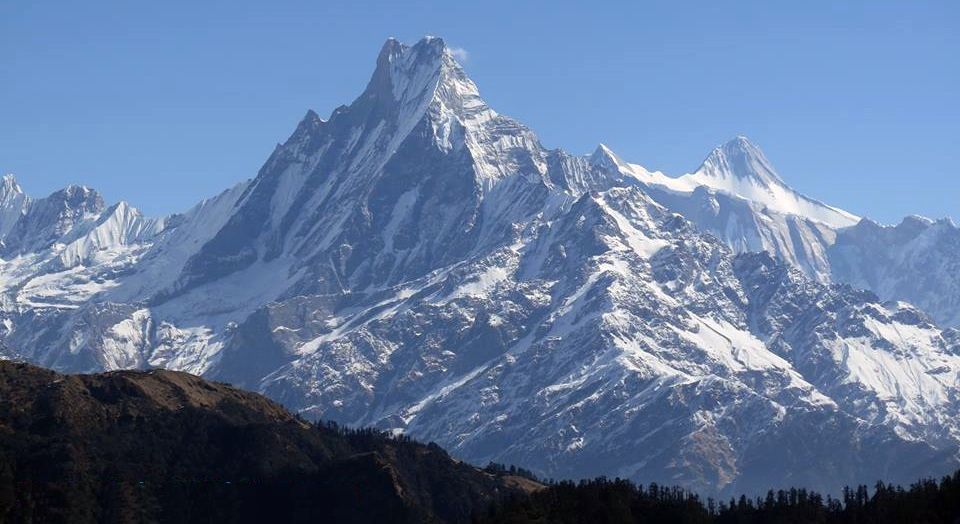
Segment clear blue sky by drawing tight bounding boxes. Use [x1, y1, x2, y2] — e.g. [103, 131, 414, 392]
[2, 1, 957, 223]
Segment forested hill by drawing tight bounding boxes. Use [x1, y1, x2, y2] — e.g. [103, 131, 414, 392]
[0, 361, 535, 523]
[0, 360, 956, 523]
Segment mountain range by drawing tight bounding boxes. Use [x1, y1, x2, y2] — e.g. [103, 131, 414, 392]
[1, 36, 958, 495]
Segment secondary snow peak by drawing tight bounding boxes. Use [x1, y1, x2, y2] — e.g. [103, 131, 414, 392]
[589, 144, 624, 169]
[51, 184, 105, 212]
[696, 135, 785, 188]
[669, 136, 861, 229]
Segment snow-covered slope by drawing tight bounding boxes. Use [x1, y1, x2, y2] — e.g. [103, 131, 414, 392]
[589, 137, 960, 327]
[1, 36, 959, 495]
[671, 137, 858, 229]
[588, 138, 855, 280]
[829, 216, 960, 328]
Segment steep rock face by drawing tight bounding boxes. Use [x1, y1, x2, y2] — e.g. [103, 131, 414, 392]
[173, 37, 550, 297]
[0, 36, 959, 495]
[0, 175, 29, 239]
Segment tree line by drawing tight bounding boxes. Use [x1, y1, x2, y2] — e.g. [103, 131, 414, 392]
[479, 472, 960, 523]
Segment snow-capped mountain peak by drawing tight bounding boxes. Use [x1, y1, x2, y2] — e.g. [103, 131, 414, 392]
[0, 174, 23, 195]
[696, 135, 785, 187]
[0, 174, 29, 238]
[660, 136, 860, 229]
[588, 137, 960, 326]
[589, 143, 628, 171]
[368, 36, 441, 101]
[363, 36, 478, 117]
[0, 184, 106, 255]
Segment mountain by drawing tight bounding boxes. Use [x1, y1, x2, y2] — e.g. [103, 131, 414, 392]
[589, 136, 960, 328]
[0, 175, 29, 240]
[589, 137, 855, 281]
[829, 216, 960, 327]
[1, 36, 959, 495]
[0, 360, 532, 523]
[667, 136, 858, 230]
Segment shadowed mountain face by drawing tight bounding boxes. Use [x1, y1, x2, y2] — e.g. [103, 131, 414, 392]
[1, 36, 960, 496]
[0, 360, 530, 524]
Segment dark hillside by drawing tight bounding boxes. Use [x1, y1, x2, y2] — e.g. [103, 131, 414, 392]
[0, 361, 531, 523]
[1, 360, 956, 524]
